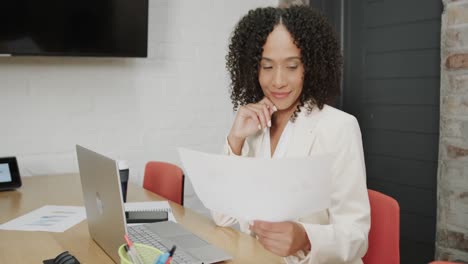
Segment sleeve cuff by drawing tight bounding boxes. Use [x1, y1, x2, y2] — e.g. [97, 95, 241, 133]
[224, 137, 250, 156]
[283, 222, 334, 264]
[284, 250, 312, 264]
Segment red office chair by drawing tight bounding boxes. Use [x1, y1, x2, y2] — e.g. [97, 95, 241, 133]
[142, 161, 185, 205]
[429, 260, 461, 264]
[362, 189, 400, 264]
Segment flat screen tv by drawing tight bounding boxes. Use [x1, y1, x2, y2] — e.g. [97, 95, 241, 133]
[0, 0, 148, 57]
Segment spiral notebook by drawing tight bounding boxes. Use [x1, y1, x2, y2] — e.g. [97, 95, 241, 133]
[124, 201, 177, 222]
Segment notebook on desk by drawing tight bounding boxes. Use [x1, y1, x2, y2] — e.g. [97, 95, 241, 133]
[76, 145, 232, 264]
[125, 201, 176, 223]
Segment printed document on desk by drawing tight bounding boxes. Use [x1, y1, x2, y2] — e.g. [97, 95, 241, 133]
[178, 148, 332, 222]
[0, 205, 85, 232]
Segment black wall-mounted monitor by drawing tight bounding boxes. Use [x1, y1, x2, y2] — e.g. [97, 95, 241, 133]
[0, 0, 148, 57]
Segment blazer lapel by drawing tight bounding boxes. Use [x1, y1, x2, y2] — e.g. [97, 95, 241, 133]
[285, 106, 324, 157]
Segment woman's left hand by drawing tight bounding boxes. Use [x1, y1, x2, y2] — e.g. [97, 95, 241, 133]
[250, 220, 311, 257]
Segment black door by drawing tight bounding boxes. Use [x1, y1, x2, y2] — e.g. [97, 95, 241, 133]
[313, 0, 442, 263]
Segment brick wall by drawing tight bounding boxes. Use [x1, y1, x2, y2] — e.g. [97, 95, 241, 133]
[437, 0, 468, 261]
[0, 0, 277, 214]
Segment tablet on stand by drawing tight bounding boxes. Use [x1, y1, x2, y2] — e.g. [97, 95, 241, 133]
[0, 157, 22, 191]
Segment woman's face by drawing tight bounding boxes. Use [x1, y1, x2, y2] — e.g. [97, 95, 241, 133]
[259, 24, 304, 112]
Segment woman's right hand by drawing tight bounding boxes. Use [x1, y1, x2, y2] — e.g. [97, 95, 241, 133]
[227, 97, 277, 155]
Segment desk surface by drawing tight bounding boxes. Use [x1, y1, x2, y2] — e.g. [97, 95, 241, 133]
[0, 174, 283, 264]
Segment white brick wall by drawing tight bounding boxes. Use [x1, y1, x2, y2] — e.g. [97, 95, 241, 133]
[0, 0, 278, 214]
[438, 0, 468, 261]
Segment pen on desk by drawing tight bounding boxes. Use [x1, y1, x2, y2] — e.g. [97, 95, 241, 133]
[124, 234, 144, 264]
[165, 246, 177, 264]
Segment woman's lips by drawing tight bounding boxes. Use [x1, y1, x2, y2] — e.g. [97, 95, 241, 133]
[271, 92, 290, 99]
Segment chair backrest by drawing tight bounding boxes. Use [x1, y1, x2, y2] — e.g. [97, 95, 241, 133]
[429, 260, 462, 264]
[362, 189, 400, 264]
[142, 161, 185, 205]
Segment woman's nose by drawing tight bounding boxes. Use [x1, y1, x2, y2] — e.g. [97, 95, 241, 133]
[272, 68, 287, 89]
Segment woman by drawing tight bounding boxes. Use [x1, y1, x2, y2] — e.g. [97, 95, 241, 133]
[212, 6, 370, 264]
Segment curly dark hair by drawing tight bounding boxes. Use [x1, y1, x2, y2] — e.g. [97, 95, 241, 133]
[226, 6, 342, 120]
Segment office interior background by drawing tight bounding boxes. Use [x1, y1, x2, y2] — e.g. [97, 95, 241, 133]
[0, 0, 467, 263]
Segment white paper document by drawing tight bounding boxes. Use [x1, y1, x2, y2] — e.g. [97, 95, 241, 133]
[178, 148, 332, 222]
[0, 205, 86, 232]
[125, 201, 177, 222]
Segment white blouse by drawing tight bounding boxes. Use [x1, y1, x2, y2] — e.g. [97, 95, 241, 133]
[260, 121, 292, 159]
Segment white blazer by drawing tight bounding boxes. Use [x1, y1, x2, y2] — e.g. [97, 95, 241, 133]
[212, 105, 370, 264]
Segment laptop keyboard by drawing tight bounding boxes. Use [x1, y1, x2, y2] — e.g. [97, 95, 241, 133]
[128, 224, 195, 264]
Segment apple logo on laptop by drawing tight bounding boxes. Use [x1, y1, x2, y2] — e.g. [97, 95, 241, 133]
[96, 192, 104, 215]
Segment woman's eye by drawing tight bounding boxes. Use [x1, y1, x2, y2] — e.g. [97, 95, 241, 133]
[262, 66, 273, 70]
[287, 65, 298, 69]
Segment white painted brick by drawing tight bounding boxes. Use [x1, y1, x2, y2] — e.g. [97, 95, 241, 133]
[447, 25, 468, 49]
[446, 211, 468, 233]
[149, 0, 169, 9]
[447, 1, 468, 26]
[442, 117, 464, 138]
[180, 27, 217, 45]
[448, 72, 468, 94]
[436, 247, 468, 263]
[170, 10, 213, 29]
[148, 25, 183, 46]
[148, 3, 169, 26]
[442, 95, 468, 116]
[453, 197, 468, 214]
[462, 121, 468, 140]
[441, 139, 468, 162]
[0, 0, 278, 214]
[18, 151, 77, 176]
[441, 161, 468, 189]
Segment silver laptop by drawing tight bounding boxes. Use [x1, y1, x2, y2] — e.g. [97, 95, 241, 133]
[76, 145, 232, 264]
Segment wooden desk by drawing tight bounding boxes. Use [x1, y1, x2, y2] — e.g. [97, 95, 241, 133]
[0, 174, 283, 264]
